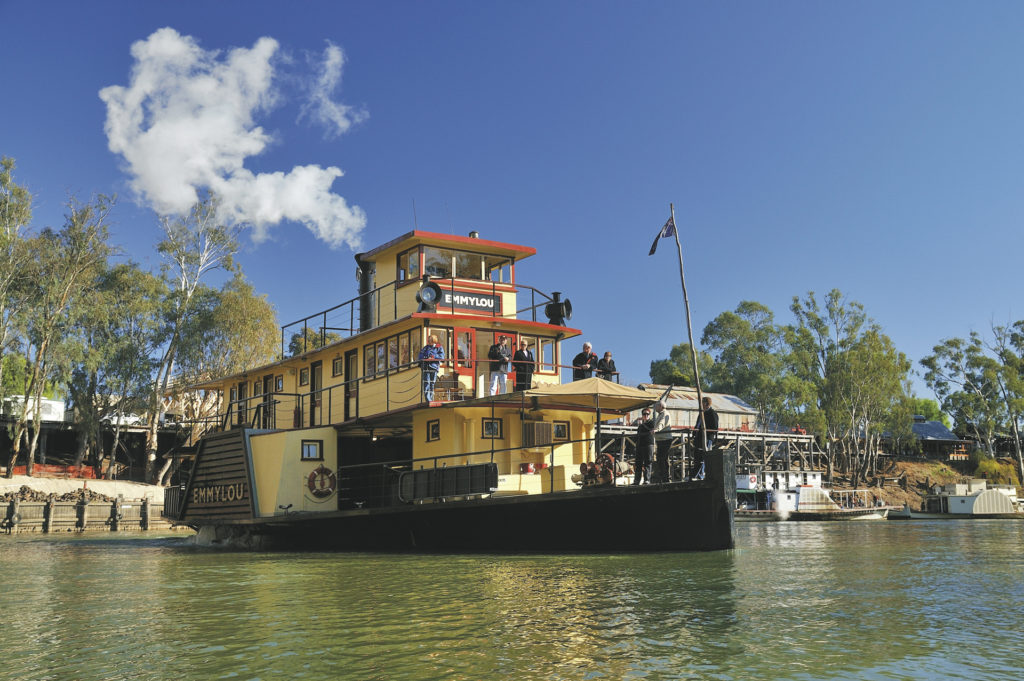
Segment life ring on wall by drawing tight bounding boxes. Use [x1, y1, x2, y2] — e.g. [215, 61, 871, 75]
[749, 475, 757, 485]
[307, 465, 337, 498]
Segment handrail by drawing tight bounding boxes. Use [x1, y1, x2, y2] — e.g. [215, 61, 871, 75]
[279, 278, 566, 357]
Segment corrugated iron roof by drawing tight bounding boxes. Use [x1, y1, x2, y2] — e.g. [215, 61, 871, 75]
[912, 419, 961, 442]
[635, 384, 758, 414]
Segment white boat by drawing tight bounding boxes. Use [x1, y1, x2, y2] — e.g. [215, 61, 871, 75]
[736, 470, 889, 521]
[889, 479, 1024, 520]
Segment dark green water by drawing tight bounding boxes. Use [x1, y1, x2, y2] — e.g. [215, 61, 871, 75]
[1, 521, 1022, 680]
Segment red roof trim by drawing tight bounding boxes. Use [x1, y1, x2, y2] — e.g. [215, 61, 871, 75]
[357, 230, 536, 260]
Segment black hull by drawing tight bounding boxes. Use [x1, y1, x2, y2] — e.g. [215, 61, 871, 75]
[194, 452, 737, 553]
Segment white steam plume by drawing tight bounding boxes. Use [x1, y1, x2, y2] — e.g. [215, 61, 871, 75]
[99, 28, 366, 249]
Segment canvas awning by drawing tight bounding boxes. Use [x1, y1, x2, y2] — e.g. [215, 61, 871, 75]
[460, 377, 659, 416]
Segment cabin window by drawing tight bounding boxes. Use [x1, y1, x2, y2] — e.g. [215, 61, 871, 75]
[253, 380, 262, 396]
[423, 246, 453, 278]
[332, 357, 344, 377]
[397, 247, 420, 283]
[388, 337, 399, 371]
[362, 331, 425, 382]
[301, 440, 323, 461]
[399, 333, 411, 366]
[299, 368, 310, 386]
[456, 330, 472, 368]
[481, 417, 504, 439]
[275, 375, 284, 392]
[553, 421, 569, 441]
[426, 419, 440, 442]
[538, 338, 556, 373]
[364, 344, 375, 377]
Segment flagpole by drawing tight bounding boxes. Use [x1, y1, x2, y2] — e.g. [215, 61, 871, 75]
[669, 203, 707, 466]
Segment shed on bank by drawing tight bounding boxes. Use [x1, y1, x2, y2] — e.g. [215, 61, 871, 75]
[630, 385, 759, 432]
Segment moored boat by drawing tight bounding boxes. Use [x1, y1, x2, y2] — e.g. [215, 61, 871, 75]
[736, 469, 889, 521]
[889, 479, 1024, 520]
[162, 230, 736, 551]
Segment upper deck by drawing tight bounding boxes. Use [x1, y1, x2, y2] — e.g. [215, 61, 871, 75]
[181, 230, 581, 437]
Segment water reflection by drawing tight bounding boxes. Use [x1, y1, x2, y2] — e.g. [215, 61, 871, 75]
[1, 523, 1023, 680]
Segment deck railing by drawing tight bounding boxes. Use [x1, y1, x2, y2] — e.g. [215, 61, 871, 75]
[281, 278, 566, 357]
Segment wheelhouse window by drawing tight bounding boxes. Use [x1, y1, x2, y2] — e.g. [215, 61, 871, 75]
[553, 421, 569, 441]
[423, 247, 453, 278]
[397, 247, 420, 283]
[332, 357, 344, 377]
[299, 368, 310, 386]
[485, 254, 512, 283]
[275, 375, 284, 392]
[427, 419, 440, 442]
[301, 440, 323, 461]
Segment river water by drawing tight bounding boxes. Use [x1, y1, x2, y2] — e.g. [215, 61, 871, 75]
[1, 521, 1022, 681]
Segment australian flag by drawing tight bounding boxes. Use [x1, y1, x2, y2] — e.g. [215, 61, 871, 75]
[648, 216, 676, 256]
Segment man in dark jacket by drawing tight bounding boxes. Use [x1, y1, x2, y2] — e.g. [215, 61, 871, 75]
[488, 335, 511, 395]
[572, 342, 598, 381]
[632, 407, 654, 484]
[512, 339, 535, 391]
[691, 396, 718, 479]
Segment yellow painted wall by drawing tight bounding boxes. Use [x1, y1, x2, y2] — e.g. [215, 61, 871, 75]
[249, 427, 338, 517]
[411, 406, 593, 488]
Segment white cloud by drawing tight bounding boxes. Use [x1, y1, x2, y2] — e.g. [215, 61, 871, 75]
[99, 27, 366, 249]
[301, 42, 369, 138]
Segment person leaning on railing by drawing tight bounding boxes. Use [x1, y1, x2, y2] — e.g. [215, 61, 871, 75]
[418, 334, 445, 401]
[596, 351, 616, 381]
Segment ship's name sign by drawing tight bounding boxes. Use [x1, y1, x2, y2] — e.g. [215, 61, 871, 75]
[192, 482, 247, 504]
[441, 291, 501, 313]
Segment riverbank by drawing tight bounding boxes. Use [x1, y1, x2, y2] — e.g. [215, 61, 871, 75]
[830, 459, 982, 510]
[1, 475, 183, 535]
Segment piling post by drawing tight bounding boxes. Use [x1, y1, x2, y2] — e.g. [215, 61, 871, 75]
[108, 497, 122, 532]
[43, 496, 55, 533]
[77, 492, 88, 531]
[141, 498, 150, 531]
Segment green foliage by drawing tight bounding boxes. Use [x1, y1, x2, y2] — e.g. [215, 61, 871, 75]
[909, 397, 950, 427]
[648, 342, 715, 387]
[971, 454, 1020, 487]
[289, 326, 344, 357]
[701, 301, 789, 427]
[177, 273, 280, 381]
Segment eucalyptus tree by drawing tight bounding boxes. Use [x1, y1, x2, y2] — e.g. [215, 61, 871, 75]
[144, 193, 240, 482]
[787, 289, 867, 469]
[66, 263, 164, 475]
[159, 272, 278, 485]
[787, 289, 910, 481]
[920, 333, 1002, 457]
[841, 328, 912, 482]
[700, 301, 789, 428]
[0, 157, 33, 400]
[648, 342, 716, 388]
[4, 195, 113, 477]
[989, 323, 1024, 484]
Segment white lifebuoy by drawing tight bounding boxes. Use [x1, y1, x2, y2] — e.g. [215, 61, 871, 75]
[749, 475, 756, 484]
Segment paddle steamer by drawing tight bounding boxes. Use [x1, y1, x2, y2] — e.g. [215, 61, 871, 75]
[162, 230, 736, 551]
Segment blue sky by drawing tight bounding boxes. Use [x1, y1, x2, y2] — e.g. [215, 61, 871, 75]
[3, 1, 1024, 396]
